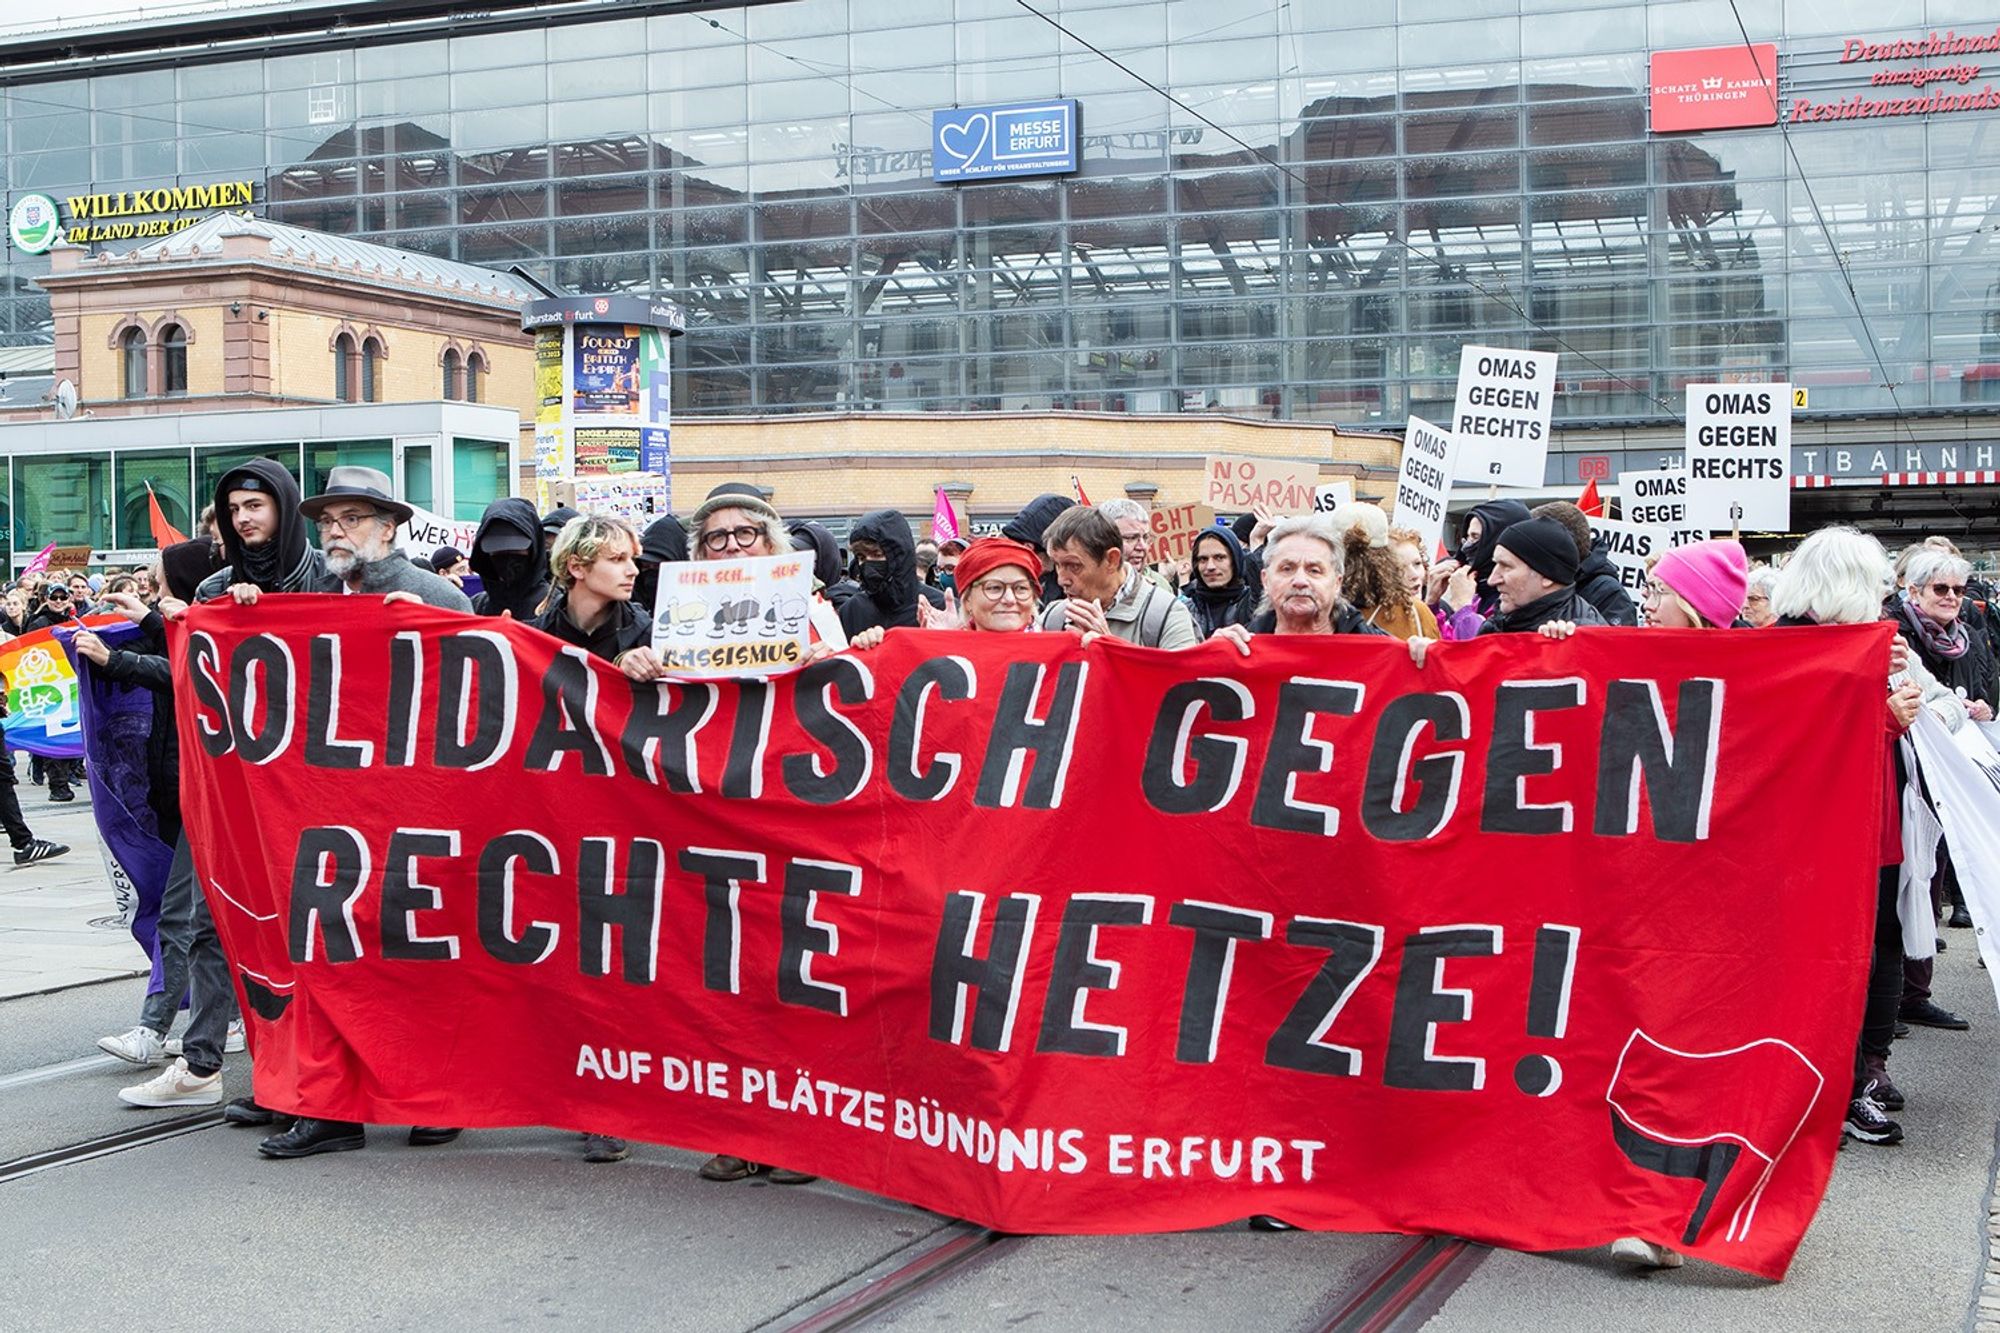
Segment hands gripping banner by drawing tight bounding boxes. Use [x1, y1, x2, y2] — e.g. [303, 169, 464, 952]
[171, 603, 1890, 1279]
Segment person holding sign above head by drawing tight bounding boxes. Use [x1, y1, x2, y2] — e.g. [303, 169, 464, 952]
[1211, 515, 1432, 669]
[1429, 498, 1530, 639]
[1038, 505, 1199, 649]
[1475, 517, 1608, 638]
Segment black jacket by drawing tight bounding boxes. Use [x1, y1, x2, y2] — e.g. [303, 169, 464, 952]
[789, 521, 860, 610]
[532, 588, 653, 663]
[469, 497, 551, 620]
[1893, 597, 1999, 712]
[196, 457, 335, 599]
[1479, 586, 1610, 635]
[1244, 604, 1390, 636]
[838, 509, 946, 635]
[1575, 550, 1639, 627]
[1002, 493, 1077, 605]
[1181, 528, 1260, 637]
[92, 611, 181, 845]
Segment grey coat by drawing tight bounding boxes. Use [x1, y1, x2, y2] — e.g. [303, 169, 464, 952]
[347, 552, 473, 611]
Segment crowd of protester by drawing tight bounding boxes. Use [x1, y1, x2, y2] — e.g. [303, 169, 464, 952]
[23, 459, 1991, 1268]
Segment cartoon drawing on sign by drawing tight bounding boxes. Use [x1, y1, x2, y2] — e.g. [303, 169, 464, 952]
[762, 594, 810, 635]
[1605, 1031, 1823, 1246]
[669, 601, 704, 636]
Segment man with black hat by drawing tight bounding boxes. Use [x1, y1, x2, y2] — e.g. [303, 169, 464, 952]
[195, 458, 341, 603]
[299, 466, 470, 611]
[1477, 515, 1609, 635]
[428, 546, 470, 582]
[468, 497, 549, 619]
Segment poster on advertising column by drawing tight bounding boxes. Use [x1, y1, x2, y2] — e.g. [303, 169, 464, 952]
[1685, 384, 1791, 532]
[1451, 346, 1557, 488]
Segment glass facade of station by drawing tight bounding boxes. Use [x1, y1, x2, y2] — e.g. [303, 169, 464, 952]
[3, 0, 1999, 428]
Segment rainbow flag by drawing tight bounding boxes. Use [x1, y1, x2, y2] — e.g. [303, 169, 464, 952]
[0, 616, 122, 758]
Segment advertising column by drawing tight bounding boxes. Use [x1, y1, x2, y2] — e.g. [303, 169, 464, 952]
[521, 294, 686, 521]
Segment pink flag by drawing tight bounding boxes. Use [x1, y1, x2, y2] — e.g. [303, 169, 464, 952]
[20, 541, 56, 576]
[931, 487, 961, 544]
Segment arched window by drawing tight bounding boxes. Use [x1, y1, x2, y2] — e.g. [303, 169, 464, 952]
[442, 348, 461, 400]
[361, 336, 383, 403]
[465, 351, 485, 404]
[160, 324, 187, 396]
[121, 327, 147, 399]
[333, 333, 355, 402]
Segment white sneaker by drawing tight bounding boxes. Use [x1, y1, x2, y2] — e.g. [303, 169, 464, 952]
[165, 1019, 245, 1058]
[118, 1057, 223, 1108]
[97, 1026, 166, 1066]
[1610, 1236, 1683, 1269]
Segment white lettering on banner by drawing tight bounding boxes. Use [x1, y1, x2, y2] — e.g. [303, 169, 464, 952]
[1310, 481, 1355, 514]
[1585, 516, 1663, 597]
[1684, 383, 1792, 532]
[398, 505, 480, 564]
[1390, 415, 1459, 553]
[1450, 346, 1558, 488]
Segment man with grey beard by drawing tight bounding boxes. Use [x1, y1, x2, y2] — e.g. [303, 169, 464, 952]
[301, 466, 471, 612]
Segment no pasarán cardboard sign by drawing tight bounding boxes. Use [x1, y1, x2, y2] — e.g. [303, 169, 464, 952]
[1451, 346, 1557, 488]
[651, 552, 815, 678]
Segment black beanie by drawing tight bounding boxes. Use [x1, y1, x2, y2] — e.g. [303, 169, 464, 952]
[1495, 516, 1579, 587]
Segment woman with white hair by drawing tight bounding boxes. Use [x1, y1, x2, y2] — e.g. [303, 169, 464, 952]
[1742, 563, 1779, 628]
[1768, 526, 1965, 1151]
[1892, 546, 1997, 722]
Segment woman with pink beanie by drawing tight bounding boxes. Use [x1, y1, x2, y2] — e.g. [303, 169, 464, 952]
[1642, 538, 1749, 629]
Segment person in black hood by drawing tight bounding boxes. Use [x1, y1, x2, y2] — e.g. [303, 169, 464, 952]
[1532, 500, 1636, 627]
[632, 514, 688, 614]
[1431, 496, 1531, 637]
[194, 458, 336, 601]
[468, 497, 550, 619]
[1180, 526, 1259, 637]
[539, 505, 579, 553]
[838, 509, 945, 636]
[161, 535, 225, 604]
[788, 521, 858, 609]
[1477, 516, 1608, 635]
[1001, 493, 1077, 604]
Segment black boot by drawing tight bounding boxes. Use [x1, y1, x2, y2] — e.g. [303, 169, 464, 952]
[258, 1118, 366, 1158]
[223, 1095, 286, 1127]
[408, 1127, 462, 1147]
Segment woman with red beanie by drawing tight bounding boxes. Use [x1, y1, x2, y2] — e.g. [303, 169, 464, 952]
[849, 536, 1044, 647]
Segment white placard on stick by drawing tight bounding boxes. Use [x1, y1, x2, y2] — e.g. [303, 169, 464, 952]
[651, 552, 816, 678]
[397, 504, 479, 564]
[1586, 515, 1666, 599]
[1619, 468, 1704, 548]
[1310, 480, 1355, 514]
[1390, 415, 1458, 552]
[1685, 382, 1792, 532]
[1451, 345, 1557, 487]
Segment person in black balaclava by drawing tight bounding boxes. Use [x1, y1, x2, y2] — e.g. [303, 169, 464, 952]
[193, 458, 337, 601]
[1001, 492, 1078, 606]
[788, 520, 858, 610]
[838, 509, 945, 635]
[632, 514, 688, 614]
[1435, 497, 1531, 624]
[468, 496, 550, 619]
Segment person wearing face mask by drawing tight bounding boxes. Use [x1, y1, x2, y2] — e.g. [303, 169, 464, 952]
[467, 497, 550, 620]
[632, 513, 689, 614]
[789, 520, 859, 609]
[1428, 497, 1530, 640]
[837, 508, 945, 637]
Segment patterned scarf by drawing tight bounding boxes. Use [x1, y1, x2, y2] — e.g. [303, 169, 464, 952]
[1905, 592, 1969, 660]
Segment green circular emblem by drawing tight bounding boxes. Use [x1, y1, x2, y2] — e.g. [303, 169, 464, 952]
[8, 194, 61, 254]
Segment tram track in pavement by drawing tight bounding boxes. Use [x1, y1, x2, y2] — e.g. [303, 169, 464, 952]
[769, 1221, 1488, 1331]
[0, 1044, 229, 1185]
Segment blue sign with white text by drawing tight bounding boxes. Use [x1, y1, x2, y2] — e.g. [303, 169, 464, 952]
[932, 100, 1079, 183]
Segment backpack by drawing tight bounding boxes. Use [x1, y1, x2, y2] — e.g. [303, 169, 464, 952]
[1042, 581, 1175, 646]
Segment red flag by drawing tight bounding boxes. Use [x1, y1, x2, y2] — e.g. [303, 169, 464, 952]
[1578, 477, 1604, 518]
[1071, 474, 1092, 506]
[930, 488, 961, 544]
[146, 482, 188, 547]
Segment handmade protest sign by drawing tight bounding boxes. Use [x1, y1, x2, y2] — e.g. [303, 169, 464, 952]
[1451, 346, 1557, 487]
[397, 505, 479, 566]
[1148, 502, 1218, 564]
[1585, 515, 1663, 599]
[1311, 481, 1355, 513]
[1202, 456, 1320, 513]
[1390, 415, 1458, 552]
[173, 605, 1889, 1280]
[1685, 384, 1791, 532]
[650, 552, 814, 677]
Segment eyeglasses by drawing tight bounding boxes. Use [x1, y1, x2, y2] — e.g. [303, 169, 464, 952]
[969, 579, 1035, 602]
[1642, 580, 1668, 602]
[1929, 582, 1968, 597]
[701, 525, 765, 553]
[315, 510, 386, 533]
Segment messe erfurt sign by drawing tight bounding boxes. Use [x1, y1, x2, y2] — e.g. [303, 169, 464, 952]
[932, 100, 1079, 183]
[1649, 44, 1779, 132]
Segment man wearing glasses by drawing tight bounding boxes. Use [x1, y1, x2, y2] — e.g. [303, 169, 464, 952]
[688, 484, 788, 563]
[300, 466, 471, 612]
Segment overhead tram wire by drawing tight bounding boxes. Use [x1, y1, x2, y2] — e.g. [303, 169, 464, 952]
[1011, 0, 1686, 423]
[1728, 0, 1926, 450]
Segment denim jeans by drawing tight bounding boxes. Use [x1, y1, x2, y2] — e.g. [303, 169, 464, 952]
[138, 835, 236, 1076]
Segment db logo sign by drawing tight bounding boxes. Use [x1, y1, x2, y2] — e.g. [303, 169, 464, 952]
[1578, 455, 1611, 481]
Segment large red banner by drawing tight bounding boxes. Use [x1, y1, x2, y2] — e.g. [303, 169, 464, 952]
[172, 601, 1889, 1278]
